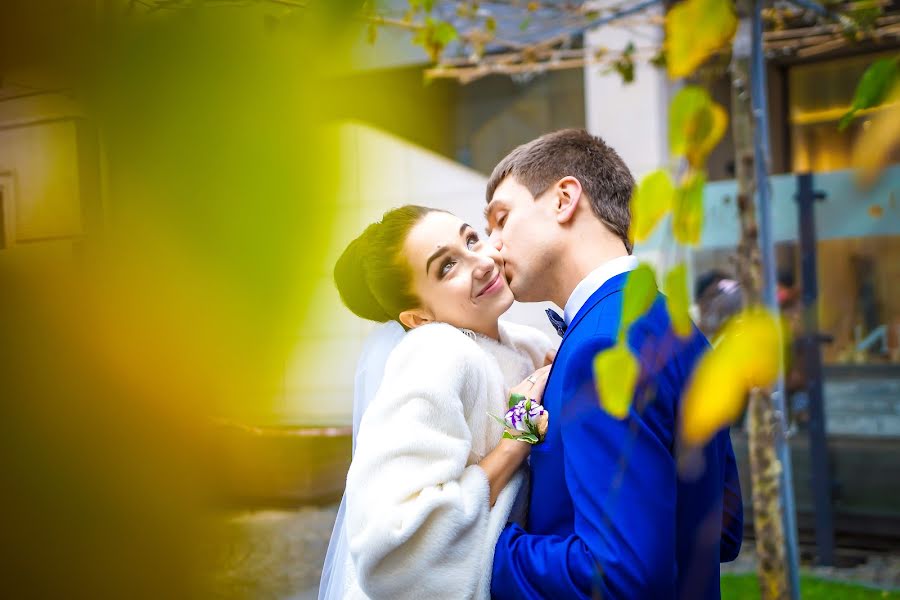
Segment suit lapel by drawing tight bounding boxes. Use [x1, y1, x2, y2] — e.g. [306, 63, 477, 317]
[561, 271, 632, 343]
[541, 272, 635, 394]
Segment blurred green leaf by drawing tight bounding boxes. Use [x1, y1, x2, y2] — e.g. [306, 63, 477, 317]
[650, 49, 667, 69]
[669, 86, 728, 169]
[844, 1, 883, 38]
[839, 56, 900, 130]
[620, 263, 658, 336]
[433, 20, 458, 45]
[630, 169, 674, 243]
[413, 17, 458, 62]
[594, 344, 639, 419]
[610, 42, 637, 84]
[664, 263, 693, 337]
[673, 170, 705, 245]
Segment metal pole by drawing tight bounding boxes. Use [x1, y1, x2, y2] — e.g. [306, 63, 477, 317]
[796, 173, 836, 565]
[750, 1, 802, 597]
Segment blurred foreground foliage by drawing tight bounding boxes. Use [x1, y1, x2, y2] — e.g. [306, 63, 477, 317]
[1, 2, 366, 597]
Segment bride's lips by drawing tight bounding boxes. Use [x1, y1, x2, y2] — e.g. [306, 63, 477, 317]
[476, 271, 503, 298]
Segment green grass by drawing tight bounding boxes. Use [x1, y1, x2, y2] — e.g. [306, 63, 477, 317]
[721, 574, 899, 599]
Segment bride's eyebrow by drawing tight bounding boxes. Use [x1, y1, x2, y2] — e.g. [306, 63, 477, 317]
[426, 223, 471, 274]
[425, 247, 448, 275]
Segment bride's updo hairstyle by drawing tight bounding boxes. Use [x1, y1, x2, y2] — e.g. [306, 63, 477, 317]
[334, 205, 439, 323]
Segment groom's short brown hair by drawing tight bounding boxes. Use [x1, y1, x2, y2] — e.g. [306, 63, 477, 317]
[486, 129, 635, 254]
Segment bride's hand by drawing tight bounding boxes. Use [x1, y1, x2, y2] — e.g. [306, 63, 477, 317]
[543, 348, 557, 366]
[509, 364, 551, 405]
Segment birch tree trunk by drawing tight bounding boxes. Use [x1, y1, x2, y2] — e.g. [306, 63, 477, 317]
[730, 6, 789, 599]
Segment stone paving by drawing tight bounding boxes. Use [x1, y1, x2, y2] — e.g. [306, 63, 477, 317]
[212, 503, 898, 598]
[212, 504, 339, 600]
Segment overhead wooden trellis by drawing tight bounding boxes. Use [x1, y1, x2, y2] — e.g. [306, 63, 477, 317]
[131, 0, 900, 83]
[358, 0, 900, 83]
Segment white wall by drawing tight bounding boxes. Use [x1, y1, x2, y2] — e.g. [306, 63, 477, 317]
[584, 15, 669, 181]
[280, 122, 558, 425]
[583, 16, 695, 282]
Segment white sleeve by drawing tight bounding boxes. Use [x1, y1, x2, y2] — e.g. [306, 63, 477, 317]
[345, 324, 492, 600]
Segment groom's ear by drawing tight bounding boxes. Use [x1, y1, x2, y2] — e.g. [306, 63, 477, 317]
[554, 176, 582, 225]
[398, 308, 434, 330]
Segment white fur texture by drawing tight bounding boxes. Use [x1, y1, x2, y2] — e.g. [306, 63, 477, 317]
[344, 321, 553, 600]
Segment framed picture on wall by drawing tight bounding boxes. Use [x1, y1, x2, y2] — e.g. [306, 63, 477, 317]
[0, 171, 16, 249]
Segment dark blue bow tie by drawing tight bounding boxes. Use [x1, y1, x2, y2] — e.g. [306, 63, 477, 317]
[545, 308, 567, 337]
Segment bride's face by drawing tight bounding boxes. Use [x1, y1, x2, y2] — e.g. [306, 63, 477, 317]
[400, 211, 514, 334]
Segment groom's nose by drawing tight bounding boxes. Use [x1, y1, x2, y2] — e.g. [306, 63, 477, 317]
[489, 231, 502, 251]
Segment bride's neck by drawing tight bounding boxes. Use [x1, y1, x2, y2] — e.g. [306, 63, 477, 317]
[471, 321, 501, 341]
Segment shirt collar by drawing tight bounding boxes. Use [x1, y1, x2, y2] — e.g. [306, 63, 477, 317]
[563, 255, 640, 325]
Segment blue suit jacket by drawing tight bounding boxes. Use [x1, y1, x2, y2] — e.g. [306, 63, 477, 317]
[492, 272, 743, 599]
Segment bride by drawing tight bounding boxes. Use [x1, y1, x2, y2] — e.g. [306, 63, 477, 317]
[318, 205, 555, 600]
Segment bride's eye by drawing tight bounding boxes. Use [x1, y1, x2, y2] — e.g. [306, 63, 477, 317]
[466, 233, 479, 249]
[439, 259, 455, 278]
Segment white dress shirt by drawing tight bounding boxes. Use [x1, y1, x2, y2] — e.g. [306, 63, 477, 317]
[562, 255, 640, 326]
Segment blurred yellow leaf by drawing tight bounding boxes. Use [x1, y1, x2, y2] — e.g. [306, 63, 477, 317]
[630, 169, 675, 243]
[664, 263, 693, 337]
[594, 344, 639, 419]
[852, 91, 900, 188]
[620, 262, 658, 335]
[688, 104, 727, 168]
[669, 86, 728, 169]
[681, 309, 783, 446]
[673, 171, 705, 245]
[665, 0, 737, 79]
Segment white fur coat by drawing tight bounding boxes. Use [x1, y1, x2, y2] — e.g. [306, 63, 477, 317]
[343, 320, 553, 600]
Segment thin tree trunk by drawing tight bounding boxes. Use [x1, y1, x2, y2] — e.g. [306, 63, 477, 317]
[730, 6, 789, 599]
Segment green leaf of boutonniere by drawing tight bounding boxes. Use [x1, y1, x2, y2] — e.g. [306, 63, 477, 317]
[509, 393, 526, 409]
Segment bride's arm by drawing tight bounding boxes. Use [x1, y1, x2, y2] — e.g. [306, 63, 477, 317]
[478, 438, 529, 507]
[478, 364, 550, 506]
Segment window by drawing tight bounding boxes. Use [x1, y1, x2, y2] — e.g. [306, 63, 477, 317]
[0, 171, 15, 249]
[789, 52, 900, 173]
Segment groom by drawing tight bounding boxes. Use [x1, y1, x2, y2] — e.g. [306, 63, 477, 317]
[485, 129, 743, 599]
